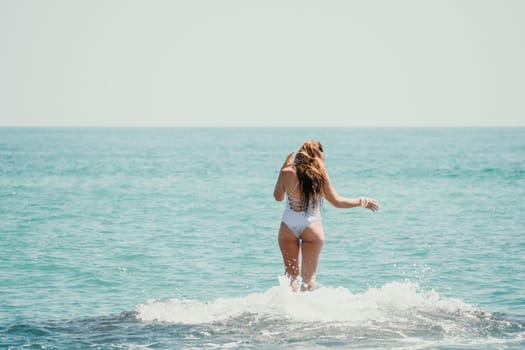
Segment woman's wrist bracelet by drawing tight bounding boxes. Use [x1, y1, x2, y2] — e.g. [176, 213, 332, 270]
[360, 197, 368, 208]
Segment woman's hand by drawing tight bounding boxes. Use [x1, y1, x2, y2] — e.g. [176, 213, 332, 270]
[360, 197, 380, 212]
[281, 151, 294, 170]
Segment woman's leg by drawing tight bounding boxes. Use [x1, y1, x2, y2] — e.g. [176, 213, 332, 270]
[278, 222, 300, 291]
[299, 222, 325, 291]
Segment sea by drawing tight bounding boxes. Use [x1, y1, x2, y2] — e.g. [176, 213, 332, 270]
[1, 127, 524, 349]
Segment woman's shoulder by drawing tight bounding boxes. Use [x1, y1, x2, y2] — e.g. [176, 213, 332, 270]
[280, 165, 296, 176]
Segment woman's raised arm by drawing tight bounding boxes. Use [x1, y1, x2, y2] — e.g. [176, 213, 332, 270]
[273, 151, 294, 201]
[323, 174, 380, 212]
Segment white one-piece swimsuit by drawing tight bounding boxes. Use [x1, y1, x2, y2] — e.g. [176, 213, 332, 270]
[281, 184, 321, 238]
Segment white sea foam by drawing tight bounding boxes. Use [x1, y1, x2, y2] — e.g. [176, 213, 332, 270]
[136, 277, 477, 325]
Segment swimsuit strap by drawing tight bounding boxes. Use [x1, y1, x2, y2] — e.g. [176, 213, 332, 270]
[287, 181, 304, 211]
[289, 181, 299, 194]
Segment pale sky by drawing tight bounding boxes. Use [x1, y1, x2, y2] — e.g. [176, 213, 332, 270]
[1, 0, 524, 127]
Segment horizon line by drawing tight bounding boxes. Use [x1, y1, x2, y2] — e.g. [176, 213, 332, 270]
[1, 125, 524, 128]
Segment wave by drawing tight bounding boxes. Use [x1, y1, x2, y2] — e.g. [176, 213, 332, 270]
[137, 277, 476, 324]
[135, 278, 525, 348]
[3, 280, 523, 350]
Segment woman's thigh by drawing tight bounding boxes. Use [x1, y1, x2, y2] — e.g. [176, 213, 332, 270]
[278, 223, 300, 269]
[299, 223, 325, 278]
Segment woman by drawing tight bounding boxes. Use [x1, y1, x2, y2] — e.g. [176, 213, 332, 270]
[273, 140, 380, 291]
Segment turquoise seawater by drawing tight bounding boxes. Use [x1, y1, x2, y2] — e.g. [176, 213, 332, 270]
[1, 127, 524, 349]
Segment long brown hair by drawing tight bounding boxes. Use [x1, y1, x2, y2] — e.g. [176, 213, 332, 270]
[293, 140, 326, 211]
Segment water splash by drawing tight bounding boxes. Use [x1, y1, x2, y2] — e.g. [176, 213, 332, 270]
[2, 281, 523, 350]
[134, 278, 525, 348]
[137, 277, 475, 324]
